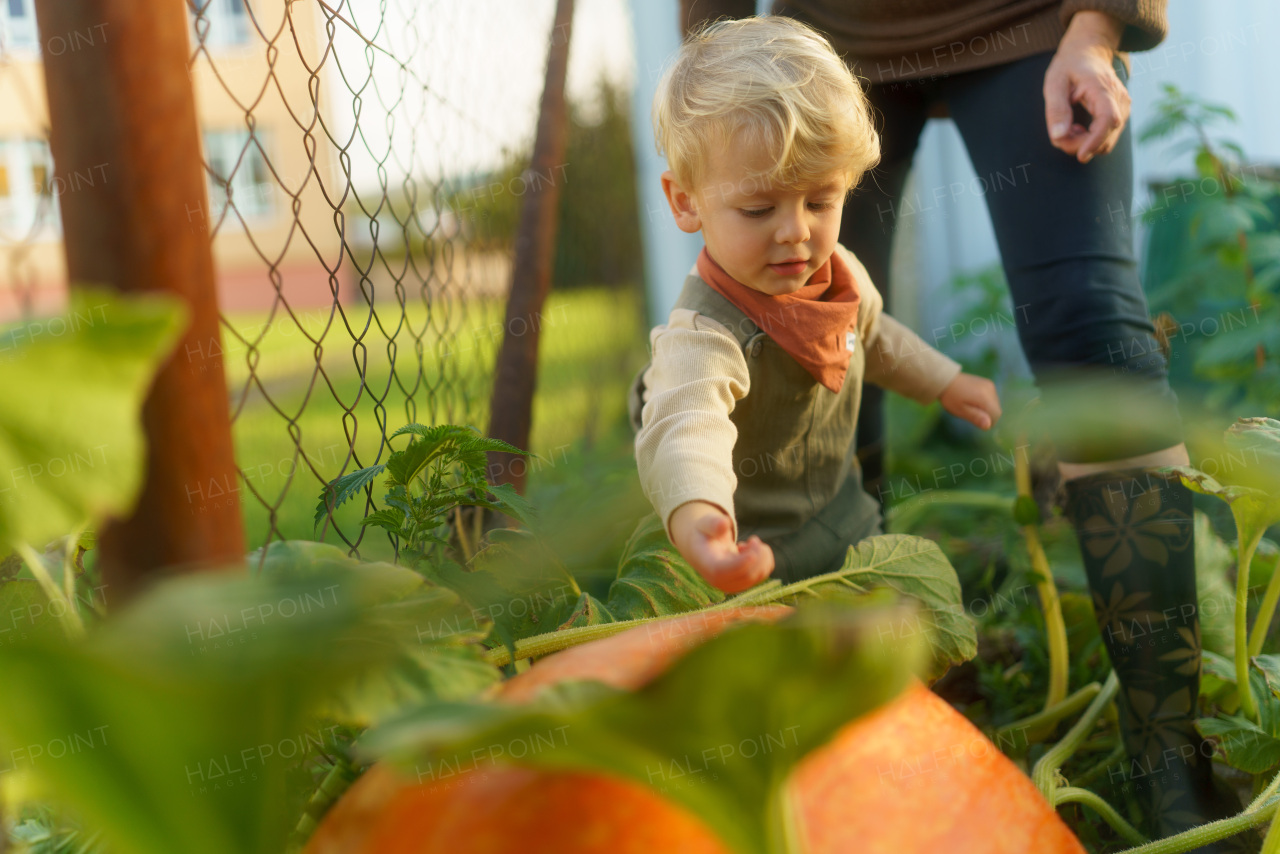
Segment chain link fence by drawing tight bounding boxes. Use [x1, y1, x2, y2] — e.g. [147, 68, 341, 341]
[0, 0, 646, 559]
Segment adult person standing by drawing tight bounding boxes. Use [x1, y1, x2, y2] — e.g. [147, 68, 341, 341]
[677, 1, 1249, 850]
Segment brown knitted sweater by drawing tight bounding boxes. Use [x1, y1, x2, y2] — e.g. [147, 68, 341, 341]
[680, 0, 1167, 83]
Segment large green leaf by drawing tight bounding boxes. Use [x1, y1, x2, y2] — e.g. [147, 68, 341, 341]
[0, 288, 185, 549]
[1168, 466, 1280, 562]
[360, 603, 928, 854]
[0, 569, 402, 854]
[727, 534, 976, 678]
[604, 514, 726, 620]
[248, 541, 501, 726]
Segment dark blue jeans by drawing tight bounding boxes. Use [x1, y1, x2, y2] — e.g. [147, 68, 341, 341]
[841, 51, 1182, 477]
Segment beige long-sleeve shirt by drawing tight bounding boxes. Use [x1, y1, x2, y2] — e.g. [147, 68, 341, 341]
[636, 246, 962, 540]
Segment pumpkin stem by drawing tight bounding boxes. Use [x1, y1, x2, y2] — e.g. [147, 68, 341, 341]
[1014, 441, 1069, 715]
[994, 681, 1101, 747]
[1032, 671, 1119, 801]
[1055, 787, 1147, 845]
[1235, 524, 1264, 722]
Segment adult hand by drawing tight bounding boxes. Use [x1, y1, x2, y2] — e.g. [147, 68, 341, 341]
[668, 500, 774, 593]
[1043, 10, 1129, 164]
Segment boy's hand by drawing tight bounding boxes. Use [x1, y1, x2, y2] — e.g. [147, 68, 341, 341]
[668, 501, 774, 593]
[939, 373, 1002, 430]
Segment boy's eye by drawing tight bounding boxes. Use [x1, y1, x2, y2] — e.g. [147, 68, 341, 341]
[808, 200, 837, 212]
[740, 207, 772, 218]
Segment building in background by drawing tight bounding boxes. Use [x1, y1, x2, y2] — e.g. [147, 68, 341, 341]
[0, 0, 348, 322]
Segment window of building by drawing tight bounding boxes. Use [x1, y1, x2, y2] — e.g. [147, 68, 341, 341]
[0, 137, 58, 238]
[0, 0, 39, 52]
[189, 0, 251, 50]
[203, 129, 273, 223]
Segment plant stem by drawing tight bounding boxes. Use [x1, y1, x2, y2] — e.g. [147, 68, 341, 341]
[16, 541, 84, 638]
[767, 778, 803, 854]
[1033, 671, 1119, 801]
[487, 586, 793, 666]
[1016, 445, 1069, 711]
[1248, 529, 1278, 658]
[1235, 525, 1263, 721]
[1115, 794, 1280, 854]
[1056, 787, 1147, 845]
[1073, 741, 1126, 789]
[486, 614, 670, 666]
[995, 682, 1101, 746]
[1261, 816, 1280, 854]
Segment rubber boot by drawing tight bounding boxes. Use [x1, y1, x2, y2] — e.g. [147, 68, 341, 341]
[1065, 468, 1253, 853]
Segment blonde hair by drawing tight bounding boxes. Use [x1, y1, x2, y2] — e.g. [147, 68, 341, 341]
[653, 16, 880, 194]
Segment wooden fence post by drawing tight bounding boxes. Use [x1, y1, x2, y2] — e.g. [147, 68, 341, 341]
[32, 0, 245, 600]
[486, 0, 574, 494]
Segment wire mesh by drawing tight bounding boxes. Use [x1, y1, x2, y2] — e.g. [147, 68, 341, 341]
[184, 0, 644, 558]
[0, 0, 645, 559]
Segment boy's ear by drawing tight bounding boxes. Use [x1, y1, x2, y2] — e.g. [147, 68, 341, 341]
[661, 170, 702, 234]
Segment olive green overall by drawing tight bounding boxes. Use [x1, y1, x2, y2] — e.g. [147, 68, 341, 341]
[630, 273, 882, 584]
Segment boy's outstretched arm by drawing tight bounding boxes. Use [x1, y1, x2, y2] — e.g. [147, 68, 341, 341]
[939, 373, 1002, 430]
[669, 500, 775, 594]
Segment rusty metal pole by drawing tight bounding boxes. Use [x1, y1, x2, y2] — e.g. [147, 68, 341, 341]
[486, 0, 574, 494]
[33, 0, 245, 600]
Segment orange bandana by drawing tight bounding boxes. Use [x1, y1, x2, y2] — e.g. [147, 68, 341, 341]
[696, 248, 862, 393]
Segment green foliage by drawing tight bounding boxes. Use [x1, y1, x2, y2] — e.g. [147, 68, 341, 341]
[442, 77, 642, 290]
[0, 288, 186, 550]
[1198, 668, 1280, 775]
[315, 424, 532, 567]
[605, 514, 727, 620]
[1139, 84, 1280, 415]
[0, 569, 398, 854]
[360, 603, 928, 854]
[248, 540, 503, 727]
[731, 535, 976, 680]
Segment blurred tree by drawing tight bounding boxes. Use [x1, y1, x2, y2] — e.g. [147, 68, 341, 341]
[448, 77, 642, 290]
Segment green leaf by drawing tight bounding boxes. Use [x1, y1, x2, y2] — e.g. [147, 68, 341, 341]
[1252, 655, 1280, 697]
[1198, 713, 1280, 774]
[604, 514, 726, 621]
[1202, 649, 1236, 684]
[384, 439, 434, 489]
[1013, 495, 1041, 526]
[480, 481, 536, 528]
[246, 540, 499, 726]
[360, 508, 407, 535]
[360, 603, 928, 854]
[313, 464, 386, 530]
[322, 587, 501, 727]
[1167, 465, 1280, 558]
[389, 424, 526, 459]
[555, 591, 616, 630]
[727, 535, 976, 679]
[0, 569, 403, 854]
[0, 288, 186, 550]
[425, 544, 582, 651]
[1199, 671, 1280, 774]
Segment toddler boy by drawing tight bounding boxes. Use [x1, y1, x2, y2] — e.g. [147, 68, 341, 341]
[631, 16, 1002, 592]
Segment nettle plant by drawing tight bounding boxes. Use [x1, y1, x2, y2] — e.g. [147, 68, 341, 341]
[315, 425, 533, 568]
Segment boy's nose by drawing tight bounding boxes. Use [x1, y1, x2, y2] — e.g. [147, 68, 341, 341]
[776, 210, 810, 244]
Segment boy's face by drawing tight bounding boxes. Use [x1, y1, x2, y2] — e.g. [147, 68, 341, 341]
[662, 136, 848, 296]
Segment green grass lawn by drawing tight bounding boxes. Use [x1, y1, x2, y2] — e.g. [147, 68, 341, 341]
[221, 286, 648, 561]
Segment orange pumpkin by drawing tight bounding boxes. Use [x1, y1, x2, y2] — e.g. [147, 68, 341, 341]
[305, 607, 1084, 854]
